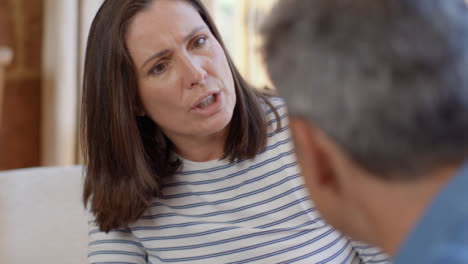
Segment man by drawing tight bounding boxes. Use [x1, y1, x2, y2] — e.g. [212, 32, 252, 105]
[262, 0, 468, 263]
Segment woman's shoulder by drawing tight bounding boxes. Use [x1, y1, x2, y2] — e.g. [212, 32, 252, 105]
[260, 96, 291, 138]
[262, 96, 288, 122]
[266, 96, 286, 106]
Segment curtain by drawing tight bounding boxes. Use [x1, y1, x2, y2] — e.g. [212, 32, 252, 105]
[41, 0, 103, 166]
[41, 0, 79, 166]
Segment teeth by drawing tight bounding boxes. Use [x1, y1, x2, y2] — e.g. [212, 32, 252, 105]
[198, 95, 215, 108]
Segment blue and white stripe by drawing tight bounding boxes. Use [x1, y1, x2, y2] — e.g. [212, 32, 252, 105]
[88, 98, 391, 264]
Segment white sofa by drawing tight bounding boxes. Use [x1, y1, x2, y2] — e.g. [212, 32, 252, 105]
[0, 166, 88, 264]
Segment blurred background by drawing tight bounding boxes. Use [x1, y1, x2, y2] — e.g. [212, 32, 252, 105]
[0, 0, 278, 171]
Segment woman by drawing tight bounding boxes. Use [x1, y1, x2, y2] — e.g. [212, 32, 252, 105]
[82, 0, 390, 263]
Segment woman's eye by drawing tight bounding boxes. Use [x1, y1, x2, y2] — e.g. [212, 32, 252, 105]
[192, 36, 207, 48]
[150, 62, 167, 75]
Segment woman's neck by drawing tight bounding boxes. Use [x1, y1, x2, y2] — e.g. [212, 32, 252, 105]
[167, 127, 229, 162]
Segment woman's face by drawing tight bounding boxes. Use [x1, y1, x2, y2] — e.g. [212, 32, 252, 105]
[126, 0, 236, 147]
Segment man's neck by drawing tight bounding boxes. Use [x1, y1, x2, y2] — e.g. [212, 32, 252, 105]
[363, 165, 459, 256]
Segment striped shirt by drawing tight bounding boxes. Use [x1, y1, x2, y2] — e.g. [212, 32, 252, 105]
[88, 98, 391, 264]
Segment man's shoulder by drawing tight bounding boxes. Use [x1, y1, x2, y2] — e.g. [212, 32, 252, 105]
[395, 166, 468, 264]
[424, 230, 468, 264]
[396, 222, 468, 264]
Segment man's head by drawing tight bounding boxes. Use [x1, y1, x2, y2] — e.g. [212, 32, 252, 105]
[263, 0, 468, 252]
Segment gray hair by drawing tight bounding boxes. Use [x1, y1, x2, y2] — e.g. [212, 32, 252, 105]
[262, 0, 468, 180]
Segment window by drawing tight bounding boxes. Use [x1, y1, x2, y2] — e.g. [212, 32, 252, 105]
[205, 0, 278, 88]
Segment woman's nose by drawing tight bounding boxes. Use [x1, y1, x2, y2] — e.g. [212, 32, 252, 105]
[182, 56, 207, 88]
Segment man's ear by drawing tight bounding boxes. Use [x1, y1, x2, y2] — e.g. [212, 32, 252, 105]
[290, 117, 369, 239]
[289, 117, 340, 194]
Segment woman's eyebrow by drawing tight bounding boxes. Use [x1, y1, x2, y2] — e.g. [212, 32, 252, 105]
[184, 25, 207, 42]
[141, 49, 170, 70]
[140, 25, 207, 71]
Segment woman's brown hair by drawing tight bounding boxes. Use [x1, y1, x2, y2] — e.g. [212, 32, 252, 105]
[81, 0, 280, 232]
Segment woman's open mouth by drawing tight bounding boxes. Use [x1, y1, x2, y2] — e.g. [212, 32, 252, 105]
[197, 94, 216, 109]
[191, 91, 222, 115]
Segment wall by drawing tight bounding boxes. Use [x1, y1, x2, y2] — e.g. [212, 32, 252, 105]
[0, 0, 43, 170]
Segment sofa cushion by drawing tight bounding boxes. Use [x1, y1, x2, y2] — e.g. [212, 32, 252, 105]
[0, 166, 88, 264]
